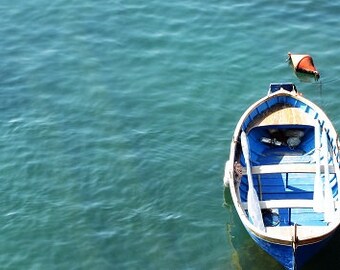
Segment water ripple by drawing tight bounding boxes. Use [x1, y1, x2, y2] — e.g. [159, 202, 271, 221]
[0, 1, 340, 269]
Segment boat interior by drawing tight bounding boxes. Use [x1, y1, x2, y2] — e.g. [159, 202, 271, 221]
[238, 122, 339, 229]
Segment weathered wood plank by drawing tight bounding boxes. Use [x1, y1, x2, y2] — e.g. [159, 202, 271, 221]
[242, 164, 335, 174]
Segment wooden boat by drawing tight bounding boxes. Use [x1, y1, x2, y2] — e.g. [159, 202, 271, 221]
[223, 83, 340, 270]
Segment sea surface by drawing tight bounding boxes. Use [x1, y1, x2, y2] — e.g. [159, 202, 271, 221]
[1, 1, 340, 269]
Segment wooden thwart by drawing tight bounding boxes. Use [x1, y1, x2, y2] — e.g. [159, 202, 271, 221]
[242, 164, 335, 175]
[265, 225, 327, 241]
[242, 199, 314, 210]
[242, 199, 339, 210]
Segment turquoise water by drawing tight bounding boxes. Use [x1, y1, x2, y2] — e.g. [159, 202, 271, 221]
[1, 1, 340, 269]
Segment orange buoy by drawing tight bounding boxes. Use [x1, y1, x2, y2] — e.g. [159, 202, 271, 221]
[288, 53, 320, 80]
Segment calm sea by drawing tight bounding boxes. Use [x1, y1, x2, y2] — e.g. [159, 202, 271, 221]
[1, 1, 340, 269]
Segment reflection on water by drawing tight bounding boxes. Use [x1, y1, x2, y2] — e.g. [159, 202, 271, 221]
[227, 224, 242, 270]
[224, 189, 242, 270]
[224, 188, 283, 270]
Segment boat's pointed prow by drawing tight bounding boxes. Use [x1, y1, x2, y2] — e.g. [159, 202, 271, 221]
[288, 52, 320, 80]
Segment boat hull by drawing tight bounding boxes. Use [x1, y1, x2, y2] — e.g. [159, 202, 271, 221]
[247, 227, 334, 270]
